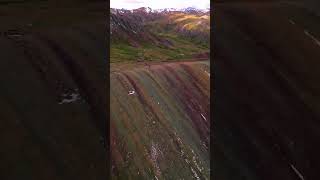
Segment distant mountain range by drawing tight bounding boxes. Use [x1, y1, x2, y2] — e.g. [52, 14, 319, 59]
[110, 6, 210, 63]
[111, 7, 210, 15]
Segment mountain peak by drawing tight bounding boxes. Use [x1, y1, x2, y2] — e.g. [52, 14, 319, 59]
[111, 7, 210, 15]
[180, 7, 209, 13]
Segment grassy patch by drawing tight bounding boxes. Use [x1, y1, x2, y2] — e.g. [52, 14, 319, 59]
[110, 31, 208, 63]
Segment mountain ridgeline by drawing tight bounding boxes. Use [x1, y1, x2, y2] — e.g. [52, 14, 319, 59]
[110, 7, 210, 63]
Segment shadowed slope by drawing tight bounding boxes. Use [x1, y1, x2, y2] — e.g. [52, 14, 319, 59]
[0, 3, 107, 180]
[214, 1, 320, 180]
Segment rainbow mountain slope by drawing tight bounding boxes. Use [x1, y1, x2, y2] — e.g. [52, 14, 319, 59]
[110, 60, 210, 179]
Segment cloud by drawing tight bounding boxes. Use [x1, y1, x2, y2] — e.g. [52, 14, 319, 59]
[111, 0, 210, 10]
[123, 0, 144, 3]
[111, 0, 145, 9]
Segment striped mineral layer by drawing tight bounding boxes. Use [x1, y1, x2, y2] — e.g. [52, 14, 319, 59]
[110, 60, 210, 179]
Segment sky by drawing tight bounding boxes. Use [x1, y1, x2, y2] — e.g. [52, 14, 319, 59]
[110, 0, 210, 10]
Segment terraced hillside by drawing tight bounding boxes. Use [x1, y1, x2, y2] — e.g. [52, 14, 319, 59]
[111, 60, 210, 179]
[0, 2, 107, 179]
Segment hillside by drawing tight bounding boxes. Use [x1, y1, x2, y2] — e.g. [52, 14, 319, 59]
[110, 7, 210, 63]
[111, 60, 210, 179]
[110, 6, 211, 180]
